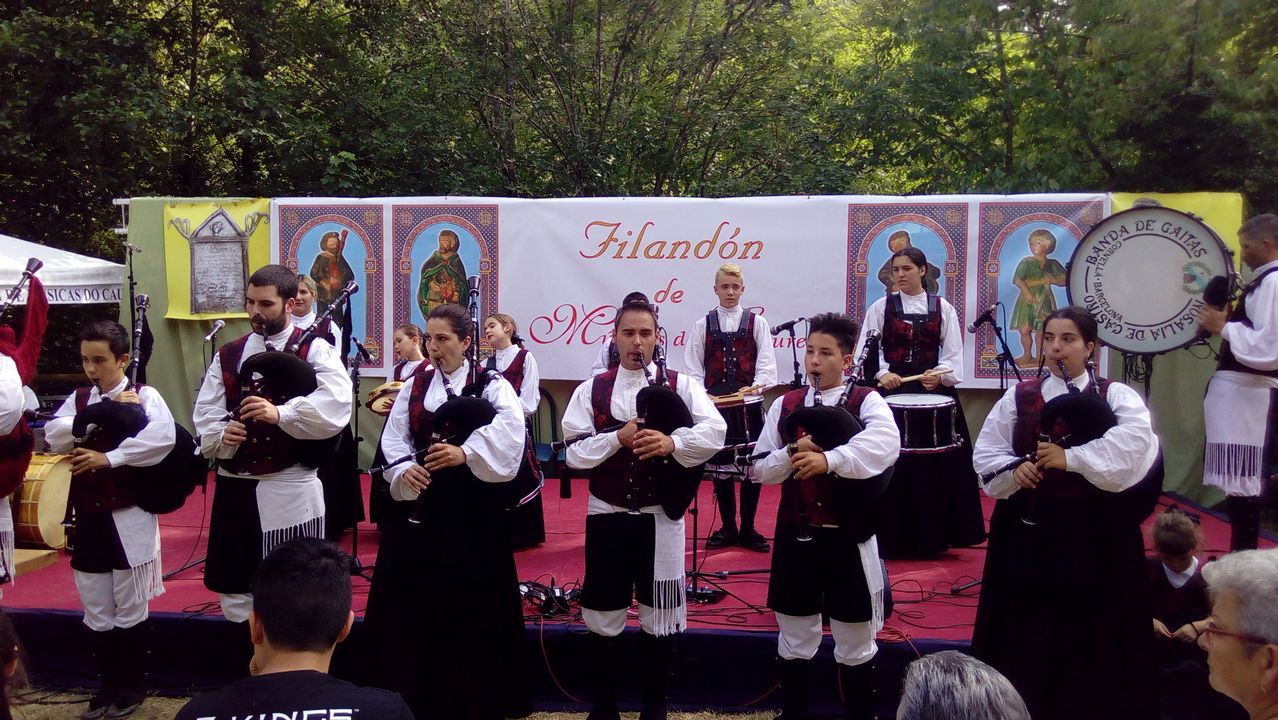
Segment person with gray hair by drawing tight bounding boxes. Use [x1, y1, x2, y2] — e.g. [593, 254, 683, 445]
[1199, 548, 1278, 720]
[895, 651, 1030, 720]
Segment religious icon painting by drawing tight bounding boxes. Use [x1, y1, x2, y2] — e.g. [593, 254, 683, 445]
[974, 197, 1107, 383]
[846, 201, 969, 336]
[390, 204, 500, 357]
[275, 202, 386, 369]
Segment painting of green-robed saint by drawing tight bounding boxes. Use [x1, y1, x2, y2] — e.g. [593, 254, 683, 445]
[309, 230, 357, 311]
[416, 229, 469, 317]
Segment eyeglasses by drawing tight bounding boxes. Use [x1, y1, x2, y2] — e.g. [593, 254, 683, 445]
[1199, 619, 1273, 647]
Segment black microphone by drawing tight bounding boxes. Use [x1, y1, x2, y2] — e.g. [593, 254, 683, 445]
[771, 317, 805, 336]
[967, 304, 999, 333]
[1195, 275, 1231, 341]
[352, 338, 374, 363]
[202, 319, 225, 343]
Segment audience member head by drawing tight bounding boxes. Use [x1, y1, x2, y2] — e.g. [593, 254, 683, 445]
[0, 610, 26, 719]
[896, 650, 1030, 720]
[1151, 509, 1202, 573]
[1199, 548, 1278, 716]
[249, 538, 353, 671]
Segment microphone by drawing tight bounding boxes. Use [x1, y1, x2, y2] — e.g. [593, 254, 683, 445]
[122, 242, 143, 254]
[467, 275, 481, 295]
[203, 319, 225, 343]
[1195, 275, 1231, 341]
[967, 304, 999, 333]
[771, 317, 806, 335]
[352, 338, 374, 363]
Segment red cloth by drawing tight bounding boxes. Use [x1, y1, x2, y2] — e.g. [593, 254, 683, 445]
[0, 275, 48, 384]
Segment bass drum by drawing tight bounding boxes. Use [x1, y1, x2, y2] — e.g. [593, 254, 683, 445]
[12, 453, 71, 550]
[1066, 207, 1232, 354]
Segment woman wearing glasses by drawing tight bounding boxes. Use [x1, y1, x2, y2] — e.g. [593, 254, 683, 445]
[971, 306, 1163, 720]
[1198, 549, 1278, 720]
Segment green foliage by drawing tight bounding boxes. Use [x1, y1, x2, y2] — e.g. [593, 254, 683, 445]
[0, 0, 1275, 268]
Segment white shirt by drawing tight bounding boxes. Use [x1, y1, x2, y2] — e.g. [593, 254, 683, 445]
[0, 356, 22, 435]
[973, 373, 1160, 500]
[45, 376, 176, 468]
[380, 360, 526, 501]
[752, 385, 900, 485]
[395, 359, 428, 382]
[683, 306, 778, 388]
[562, 363, 727, 514]
[491, 346, 541, 416]
[192, 325, 353, 482]
[1220, 259, 1278, 372]
[1162, 556, 1199, 590]
[857, 290, 964, 386]
[291, 310, 316, 329]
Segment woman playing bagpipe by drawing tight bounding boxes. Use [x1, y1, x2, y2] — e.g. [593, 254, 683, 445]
[751, 312, 900, 720]
[362, 303, 530, 720]
[0, 259, 47, 590]
[45, 320, 176, 720]
[561, 298, 726, 720]
[855, 246, 985, 558]
[971, 306, 1163, 720]
[367, 323, 431, 528]
[484, 312, 545, 549]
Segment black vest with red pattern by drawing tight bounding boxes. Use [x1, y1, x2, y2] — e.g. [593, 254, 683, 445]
[703, 309, 757, 391]
[775, 385, 877, 540]
[882, 293, 942, 377]
[71, 386, 140, 512]
[587, 367, 683, 509]
[218, 328, 317, 476]
[1218, 267, 1278, 378]
[406, 368, 441, 450]
[1012, 375, 1114, 501]
[486, 349, 529, 393]
[393, 359, 429, 383]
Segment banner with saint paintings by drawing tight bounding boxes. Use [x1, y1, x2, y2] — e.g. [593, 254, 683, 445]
[262, 192, 1251, 385]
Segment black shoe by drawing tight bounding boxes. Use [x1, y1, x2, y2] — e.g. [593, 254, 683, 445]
[104, 691, 144, 719]
[707, 527, 739, 549]
[80, 694, 113, 720]
[740, 529, 770, 553]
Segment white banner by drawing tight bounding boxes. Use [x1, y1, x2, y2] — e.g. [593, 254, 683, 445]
[266, 193, 1136, 387]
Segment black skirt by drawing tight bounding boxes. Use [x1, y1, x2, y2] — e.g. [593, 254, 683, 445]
[361, 466, 530, 720]
[768, 525, 873, 623]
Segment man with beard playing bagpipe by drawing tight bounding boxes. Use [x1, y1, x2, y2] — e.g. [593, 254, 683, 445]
[971, 306, 1163, 720]
[751, 312, 900, 720]
[561, 298, 726, 720]
[45, 320, 175, 719]
[363, 302, 530, 720]
[193, 265, 352, 625]
[0, 258, 47, 591]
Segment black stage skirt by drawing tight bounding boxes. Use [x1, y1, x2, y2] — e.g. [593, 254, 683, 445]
[874, 382, 986, 558]
[319, 427, 365, 539]
[361, 466, 530, 720]
[205, 476, 264, 594]
[69, 510, 129, 574]
[972, 496, 1156, 720]
[768, 524, 872, 624]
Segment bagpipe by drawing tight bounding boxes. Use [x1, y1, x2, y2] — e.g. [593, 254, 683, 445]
[225, 281, 360, 470]
[634, 344, 705, 521]
[69, 295, 206, 516]
[0, 258, 47, 498]
[978, 358, 1162, 525]
[779, 330, 892, 538]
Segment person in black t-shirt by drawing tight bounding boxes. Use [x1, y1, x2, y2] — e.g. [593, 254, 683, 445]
[174, 538, 413, 720]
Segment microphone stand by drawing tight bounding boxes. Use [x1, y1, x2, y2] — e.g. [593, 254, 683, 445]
[169, 322, 223, 582]
[784, 325, 804, 388]
[951, 308, 1020, 595]
[345, 353, 373, 580]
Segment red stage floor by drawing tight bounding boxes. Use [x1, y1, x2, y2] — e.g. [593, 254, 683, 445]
[4, 476, 1265, 645]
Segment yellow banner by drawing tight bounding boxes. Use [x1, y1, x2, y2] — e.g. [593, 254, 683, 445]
[1111, 192, 1246, 268]
[163, 199, 271, 319]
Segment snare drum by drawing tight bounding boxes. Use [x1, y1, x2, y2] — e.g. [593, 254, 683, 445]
[711, 394, 764, 464]
[12, 453, 72, 549]
[885, 394, 962, 455]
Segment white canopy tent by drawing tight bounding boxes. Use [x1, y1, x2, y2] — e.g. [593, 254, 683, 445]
[0, 233, 124, 304]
